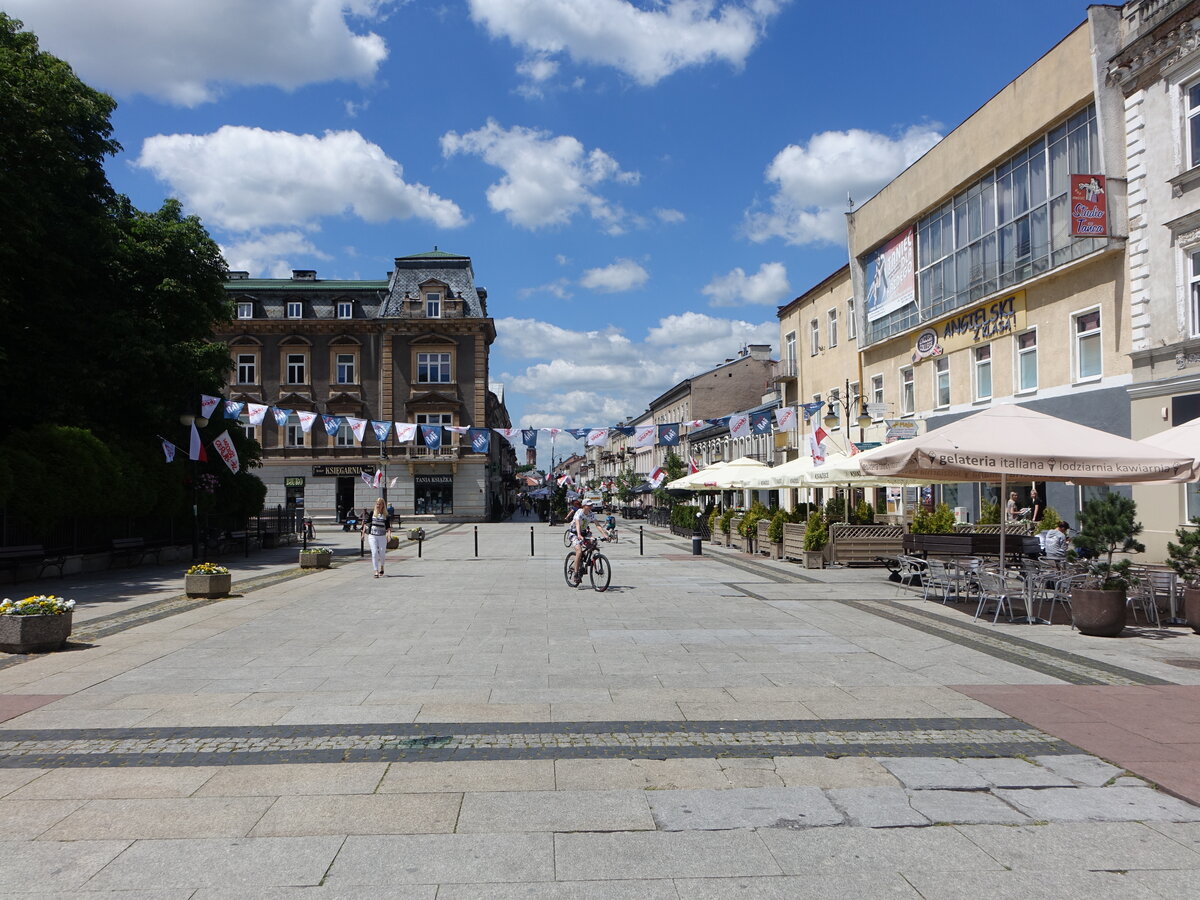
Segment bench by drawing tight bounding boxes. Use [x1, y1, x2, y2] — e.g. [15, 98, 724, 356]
[0, 545, 66, 580]
[109, 537, 162, 569]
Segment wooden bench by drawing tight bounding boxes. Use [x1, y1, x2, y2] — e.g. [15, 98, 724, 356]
[0, 545, 66, 580]
[109, 537, 162, 569]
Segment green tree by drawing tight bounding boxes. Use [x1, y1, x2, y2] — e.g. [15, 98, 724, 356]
[652, 449, 688, 506]
[615, 467, 639, 503]
[1075, 493, 1144, 592]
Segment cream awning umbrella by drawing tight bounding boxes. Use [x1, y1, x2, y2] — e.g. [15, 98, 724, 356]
[704, 456, 770, 489]
[1139, 418, 1200, 480]
[666, 460, 727, 491]
[801, 443, 936, 488]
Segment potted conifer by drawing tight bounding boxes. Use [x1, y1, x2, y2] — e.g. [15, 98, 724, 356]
[803, 511, 827, 569]
[765, 509, 786, 560]
[1167, 518, 1200, 634]
[1072, 493, 1144, 637]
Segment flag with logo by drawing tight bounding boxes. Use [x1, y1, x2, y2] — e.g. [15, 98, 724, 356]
[634, 425, 656, 447]
[774, 407, 796, 431]
[849, 441, 860, 456]
[706, 417, 730, 427]
[211, 430, 240, 474]
[801, 401, 825, 421]
[808, 432, 827, 465]
[322, 415, 341, 436]
[729, 412, 751, 439]
[613, 426, 636, 436]
[683, 419, 706, 429]
[361, 471, 373, 486]
[421, 424, 442, 450]
[558, 474, 573, 487]
[689, 456, 700, 474]
[493, 427, 520, 445]
[657, 423, 680, 446]
[371, 420, 391, 442]
[296, 411, 317, 433]
[162, 439, 176, 463]
[750, 412, 773, 434]
[272, 407, 290, 427]
[469, 428, 491, 453]
[200, 394, 221, 420]
[565, 428, 589, 440]
[247, 403, 269, 426]
[445, 425, 470, 434]
[394, 422, 417, 442]
[586, 428, 609, 447]
[188, 423, 207, 462]
[346, 417, 368, 442]
[649, 467, 667, 488]
[521, 429, 538, 448]
[541, 427, 562, 439]
[224, 400, 245, 420]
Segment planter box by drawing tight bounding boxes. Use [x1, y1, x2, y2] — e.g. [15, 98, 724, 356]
[185, 572, 232, 599]
[408, 528, 425, 541]
[903, 532, 1040, 559]
[386, 536, 400, 550]
[1071, 587, 1127, 637]
[711, 532, 727, 547]
[1184, 587, 1200, 634]
[804, 550, 825, 569]
[764, 541, 783, 560]
[0, 612, 72, 654]
[299, 552, 331, 569]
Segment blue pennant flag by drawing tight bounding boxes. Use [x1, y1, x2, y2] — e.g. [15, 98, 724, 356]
[272, 407, 290, 427]
[321, 415, 341, 436]
[224, 401, 245, 420]
[801, 401, 825, 421]
[421, 424, 442, 450]
[565, 428, 589, 439]
[706, 417, 731, 427]
[371, 420, 391, 442]
[613, 426, 636, 436]
[751, 413, 773, 434]
[469, 427, 491, 453]
[521, 429, 538, 448]
[657, 423, 680, 446]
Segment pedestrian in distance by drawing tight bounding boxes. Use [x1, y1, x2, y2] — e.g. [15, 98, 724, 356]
[363, 497, 391, 577]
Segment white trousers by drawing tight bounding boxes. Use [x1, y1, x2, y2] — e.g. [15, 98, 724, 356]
[368, 533, 387, 572]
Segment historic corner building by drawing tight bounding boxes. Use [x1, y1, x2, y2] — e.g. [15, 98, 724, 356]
[844, 5, 1132, 524]
[216, 249, 517, 522]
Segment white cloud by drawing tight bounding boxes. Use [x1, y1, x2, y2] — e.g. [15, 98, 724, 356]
[579, 259, 649, 293]
[495, 312, 776, 427]
[517, 279, 574, 301]
[744, 124, 943, 246]
[701, 261, 790, 307]
[655, 208, 686, 224]
[441, 119, 637, 231]
[467, 0, 787, 87]
[5, 0, 393, 106]
[135, 126, 467, 232]
[221, 231, 330, 278]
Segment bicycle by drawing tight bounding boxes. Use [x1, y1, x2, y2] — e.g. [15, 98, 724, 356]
[564, 536, 611, 592]
[563, 526, 575, 548]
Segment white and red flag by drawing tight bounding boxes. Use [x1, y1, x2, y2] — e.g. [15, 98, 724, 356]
[296, 411, 317, 433]
[394, 422, 418, 442]
[849, 441, 860, 456]
[246, 403, 269, 426]
[162, 439, 176, 463]
[689, 456, 700, 474]
[493, 427, 520, 445]
[372, 470, 383, 488]
[557, 474, 573, 487]
[200, 394, 221, 420]
[808, 432, 826, 465]
[586, 428, 609, 447]
[683, 419, 706, 429]
[346, 417, 367, 442]
[649, 467, 667, 487]
[211, 430, 240, 474]
[774, 407, 797, 431]
[729, 413, 751, 439]
[634, 425, 656, 447]
[188, 423, 207, 462]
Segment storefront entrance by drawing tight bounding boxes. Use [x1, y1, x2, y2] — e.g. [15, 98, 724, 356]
[336, 477, 357, 521]
[415, 474, 453, 515]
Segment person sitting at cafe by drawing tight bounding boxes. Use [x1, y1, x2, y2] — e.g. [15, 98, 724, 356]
[1043, 521, 1070, 560]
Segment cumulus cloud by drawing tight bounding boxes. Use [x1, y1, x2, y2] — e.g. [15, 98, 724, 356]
[579, 259, 649, 293]
[495, 312, 776, 427]
[5, 0, 393, 106]
[744, 124, 943, 246]
[221, 232, 330, 278]
[702, 262, 790, 307]
[655, 208, 686, 224]
[441, 119, 637, 231]
[467, 0, 787, 87]
[135, 126, 467, 232]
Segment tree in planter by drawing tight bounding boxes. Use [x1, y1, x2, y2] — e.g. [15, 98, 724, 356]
[978, 497, 1001, 524]
[1039, 506, 1063, 533]
[1167, 518, 1200, 631]
[615, 467, 640, 504]
[854, 500, 875, 525]
[718, 507, 737, 536]
[737, 501, 770, 539]
[911, 502, 956, 534]
[1074, 493, 1144, 592]
[707, 506, 721, 535]
[803, 511, 828, 551]
[824, 496, 845, 525]
[652, 450, 687, 507]
[767, 509, 786, 544]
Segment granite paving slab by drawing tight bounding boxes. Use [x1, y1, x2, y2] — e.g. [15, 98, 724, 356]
[826, 786, 930, 828]
[323, 833, 554, 886]
[648, 786, 843, 830]
[672, 872, 924, 899]
[0, 839, 132, 893]
[249, 792, 461, 836]
[957, 821, 1200, 870]
[904, 788, 1029, 825]
[878, 757, 990, 790]
[456, 788, 654, 833]
[995, 786, 1200, 823]
[436, 880, 679, 899]
[40, 796, 275, 840]
[758, 825, 1005, 874]
[555, 830, 782, 880]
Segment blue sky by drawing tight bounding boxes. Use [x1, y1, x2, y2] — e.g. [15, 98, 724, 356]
[11, 0, 1101, 441]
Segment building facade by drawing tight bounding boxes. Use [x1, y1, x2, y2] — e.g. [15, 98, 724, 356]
[218, 249, 516, 522]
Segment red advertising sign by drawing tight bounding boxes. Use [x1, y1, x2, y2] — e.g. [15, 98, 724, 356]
[1070, 175, 1108, 237]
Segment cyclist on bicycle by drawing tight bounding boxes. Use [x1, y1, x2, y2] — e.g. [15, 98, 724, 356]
[570, 499, 611, 584]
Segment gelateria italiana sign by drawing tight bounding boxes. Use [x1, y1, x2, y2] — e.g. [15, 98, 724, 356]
[912, 291, 1026, 363]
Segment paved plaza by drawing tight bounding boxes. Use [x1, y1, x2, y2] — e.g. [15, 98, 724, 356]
[3, 516, 1200, 896]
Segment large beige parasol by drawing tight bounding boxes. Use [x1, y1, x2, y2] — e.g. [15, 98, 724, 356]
[665, 460, 727, 491]
[701, 456, 770, 489]
[1139, 417, 1200, 481]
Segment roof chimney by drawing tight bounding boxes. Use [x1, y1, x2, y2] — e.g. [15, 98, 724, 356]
[291, 269, 317, 281]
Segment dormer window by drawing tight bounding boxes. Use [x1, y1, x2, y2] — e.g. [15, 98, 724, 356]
[237, 302, 253, 319]
[425, 292, 441, 318]
[336, 301, 352, 319]
[286, 301, 302, 319]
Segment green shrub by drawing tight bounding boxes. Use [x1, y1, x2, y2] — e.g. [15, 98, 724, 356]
[718, 507, 737, 534]
[824, 496, 845, 524]
[911, 502, 956, 534]
[738, 500, 770, 537]
[707, 506, 721, 534]
[853, 500, 875, 525]
[1039, 506, 1062, 533]
[1168, 518, 1200, 587]
[803, 512, 828, 550]
[979, 498, 1000, 525]
[1076, 493, 1143, 592]
[671, 504, 701, 530]
[767, 509, 786, 543]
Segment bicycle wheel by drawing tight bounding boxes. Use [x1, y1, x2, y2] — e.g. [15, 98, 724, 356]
[563, 528, 573, 548]
[589, 553, 611, 592]
[564, 552, 580, 587]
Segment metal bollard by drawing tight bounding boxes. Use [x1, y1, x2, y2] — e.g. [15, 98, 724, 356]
[692, 533, 703, 556]
[417, 534, 423, 559]
[474, 526, 478, 558]
[639, 526, 644, 556]
[530, 526, 535, 557]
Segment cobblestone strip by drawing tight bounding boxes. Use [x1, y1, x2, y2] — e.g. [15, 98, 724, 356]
[842, 599, 1173, 686]
[0, 717, 1081, 768]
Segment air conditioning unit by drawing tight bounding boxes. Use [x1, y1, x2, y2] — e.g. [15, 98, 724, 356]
[953, 506, 969, 524]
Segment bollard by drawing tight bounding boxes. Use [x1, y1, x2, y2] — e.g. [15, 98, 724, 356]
[639, 526, 644, 556]
[418, 534, 423, 559]
[692, 533, 703, 556]
[474, 526, 478, 558]
[530, 526, 535, 557]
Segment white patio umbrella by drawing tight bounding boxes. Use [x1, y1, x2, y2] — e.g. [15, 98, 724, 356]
[704, 456, 770, 489]
[859, 405, 1194, 595]
[1140, 417, 1200, 480]
[665, 460, 727, 491]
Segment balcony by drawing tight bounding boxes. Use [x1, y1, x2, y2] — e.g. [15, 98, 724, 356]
[773, 359, 798, 382]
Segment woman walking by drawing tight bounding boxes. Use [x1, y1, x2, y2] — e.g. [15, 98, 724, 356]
[363, 497, 391, 577]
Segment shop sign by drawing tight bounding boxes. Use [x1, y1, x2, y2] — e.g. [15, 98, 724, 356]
[415, 474, 453, 485]
[885, 420, 920, 441]
[1070, 175, 1108, 236]
[312, 465, 372, 477]
[284, 476, 305, 487]
[914, 291, 1026, 361]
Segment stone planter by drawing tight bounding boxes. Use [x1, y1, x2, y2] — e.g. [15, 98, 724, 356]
[764, 541, 783, 560]
[299, 552, 331, 569]
[804, 549, 825, 569]
[184, 572, 232, 599]
[408, 528, 425, 541]
[1184, 586, 1200, 634]
[711, 532, 726, 546]
[1071, 587, 1127, 637]
[386, 536, 400, 550]
[0, 612, 73, 654]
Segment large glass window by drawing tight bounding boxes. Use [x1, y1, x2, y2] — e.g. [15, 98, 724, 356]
[1190, 250, 1200, 338]
[335, 423, 355, 447]
[871, 374, 884, 415]
[1075, 309, 1102, 380]
[900, 367, 914, 415]
[425, 292, 441, 318]
[285, 353, 306, 384]
[286, 301, 302, 319]
[1189, 83, 1200, 169]
[236, 354, 256, 384]
[237, 302, 253, 319]
[847, 299, 857, 340]
[285, 416, 305, 448]
[873, 104, 1102, 344]
[336, 301, 353, 319]
[1017, 330, 1038, 392]
[335, 353, 356, 384]
[974, 344, 992, 400]
[828, 308, 838, 348]
[417, 352, 452, 383]
[810, 318, 820, 355]
[934, 357, 950, 409]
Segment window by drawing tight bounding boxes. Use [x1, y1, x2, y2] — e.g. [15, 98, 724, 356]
[285, 417, 305, 448]
[425, 292, 441, 318]
[416, 412, 453, 451]
[900, 367, 914, 415]
[934, 357, 950, 409]
[236, 353, 256, 385]
[237, 302, 253, 319]
[1189, 82, 1200, 170]
[828, 387, 841, 429]
[828, 308, 838, 348]
[336, 301, 353, 319]
[847, 299, 857, 340]
[974, 344, 992, 400]
[1190, 250, 1200, 338]
[1074, 309, 1102, 381]
[335, 353, 356, 385]
[810, 318, 820, 355]
[285, 353, 306, 384]
[1016, 329, 1038, 392]
[417, 352, 451, 383]
[286, 301, 302, 319]
[335, 423, 355, 447]
[871, 374, 884, 417]
[238, 414, 256, 444]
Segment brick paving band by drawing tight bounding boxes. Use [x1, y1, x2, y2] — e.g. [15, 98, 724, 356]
[0, 717, 1081, 768]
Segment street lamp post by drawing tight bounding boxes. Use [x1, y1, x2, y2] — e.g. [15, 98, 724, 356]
[179, 413, 209, 561]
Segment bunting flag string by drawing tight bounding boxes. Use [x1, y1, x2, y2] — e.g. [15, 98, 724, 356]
[272, 407, 290, 427]
[200, 394, 222, 420]
[161, 438, 176, 463]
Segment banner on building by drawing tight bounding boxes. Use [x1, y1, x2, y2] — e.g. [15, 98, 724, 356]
[864, 226, 915, 322]
[586, 428, 609, 447]
[657, 424, 680, 446]
[1070, 175, 1108, 236]
[774, 407, 796, 431]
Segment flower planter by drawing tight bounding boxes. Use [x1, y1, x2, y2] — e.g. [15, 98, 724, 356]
[1184, 587, 1200, 635]
[299, 552, 331, 569]
[804, 550, 825, 569]
[765, 541, 783, 560]
[184, 572, 232, 599]
[0, 612, 73, 654]
[386, 536, 400, 550]
[408, 528, 425, 541]
[1071, 587, 1127, 637]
